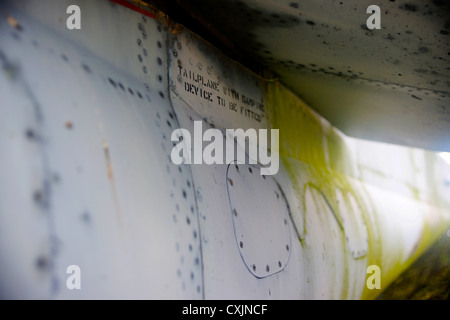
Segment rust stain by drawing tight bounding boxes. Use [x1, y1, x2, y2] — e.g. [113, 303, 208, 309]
[96, 111, 122, 224]
[110, 0, 157, 20]
[7, 16, 23, 31]
[169, 21, 184, 36]
[130, 0, 149, 7]
[102, 140, 115, 182]
[65, 120, 73, 130]
[102, 137, 122, 224]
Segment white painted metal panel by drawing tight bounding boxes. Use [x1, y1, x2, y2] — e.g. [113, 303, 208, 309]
[0, 0, 202, 299]
[0, 0, 449, 301]
[227, 162, 292, 279]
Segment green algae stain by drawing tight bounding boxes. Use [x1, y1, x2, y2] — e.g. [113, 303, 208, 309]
[264, 81, 370, 299]
[263, 80, 450, 300]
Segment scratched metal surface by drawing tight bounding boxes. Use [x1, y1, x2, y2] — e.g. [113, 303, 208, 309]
[175, 0, 450, 152]
[0, 0, 449, 300]
[0, 0, 203, 299]
[167, 29, 305, 298]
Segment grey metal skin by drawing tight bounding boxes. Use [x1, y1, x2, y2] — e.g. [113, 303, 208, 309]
[175, 0, 450, 152]
[0, 0, 449, 300]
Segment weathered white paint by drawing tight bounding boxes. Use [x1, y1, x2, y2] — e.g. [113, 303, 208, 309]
[0, 0, 448, 300]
